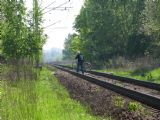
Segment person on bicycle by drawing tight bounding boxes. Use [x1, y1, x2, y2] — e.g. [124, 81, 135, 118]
[75, 51, 84, 74]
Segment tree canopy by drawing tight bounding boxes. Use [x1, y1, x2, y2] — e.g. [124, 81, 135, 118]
[63, 0, 160, 66]
[1, 0, 46, 63]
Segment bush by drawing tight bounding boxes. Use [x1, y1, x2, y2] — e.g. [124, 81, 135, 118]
[128, 102, 143, 111]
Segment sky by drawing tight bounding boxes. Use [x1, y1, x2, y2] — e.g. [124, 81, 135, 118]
[26, 0, 84, 50]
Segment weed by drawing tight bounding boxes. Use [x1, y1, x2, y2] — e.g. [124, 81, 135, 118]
[128, 102, 143, 112]
[114, 96, 125, 108]
[147, 73, 155, 82]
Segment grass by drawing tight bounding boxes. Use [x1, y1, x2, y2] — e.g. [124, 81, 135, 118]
[1, 68, 111, 120]
[97, 68, 160, 83]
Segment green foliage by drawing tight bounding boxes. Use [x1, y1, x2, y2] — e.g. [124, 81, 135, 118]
[98, 68, 160, 83]
[127, 33, 152, 57]
[63, 0, 160, 66]
[128, 101, 150, 116]
[1, 68, 111, 120]
[147, 73, 155, 82]
[128, 102, 144, 112]
[1, 0, 46, 80]
[114, 96, 125, 108]
[63, 34, 81, 60]
[1, 0, 46, 62]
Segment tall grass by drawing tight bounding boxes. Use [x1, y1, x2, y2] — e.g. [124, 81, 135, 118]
[1, 68, 111, 120]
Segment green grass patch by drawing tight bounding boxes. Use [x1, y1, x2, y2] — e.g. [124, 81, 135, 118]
[97, 68, 160, 83]
[1, 68, 111, 120]
[113, 96, 125, 108]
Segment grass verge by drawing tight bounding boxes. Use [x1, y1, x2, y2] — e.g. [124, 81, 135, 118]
[1, 68, 111, 120]
[97, 68, 160, 83]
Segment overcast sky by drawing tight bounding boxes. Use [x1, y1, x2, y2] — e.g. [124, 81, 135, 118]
[26, 0, 84, 50]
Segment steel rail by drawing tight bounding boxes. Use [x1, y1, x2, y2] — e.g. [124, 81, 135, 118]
[88, 71, 160, 91]
[54, 65, 160, 110]
[58, 65, 160, 91]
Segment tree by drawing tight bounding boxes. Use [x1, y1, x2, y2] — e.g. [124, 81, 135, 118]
[1, 0, 46, 79]
[64, 0, 160, 67]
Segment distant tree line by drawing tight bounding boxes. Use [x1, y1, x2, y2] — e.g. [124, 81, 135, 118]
[63, 0, 160, 67]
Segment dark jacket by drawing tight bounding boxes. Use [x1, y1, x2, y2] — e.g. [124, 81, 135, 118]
[75, 53, 84, 63]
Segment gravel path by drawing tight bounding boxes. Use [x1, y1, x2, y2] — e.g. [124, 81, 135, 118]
[55, 70, 160, 120]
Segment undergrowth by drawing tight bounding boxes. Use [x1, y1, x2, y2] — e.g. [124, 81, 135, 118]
[1, 67, 111, 120]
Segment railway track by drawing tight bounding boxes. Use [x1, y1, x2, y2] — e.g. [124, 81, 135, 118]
[58, 65, 160, 91]
[88, 71, 160, 91]
[53, 65, 160, 110]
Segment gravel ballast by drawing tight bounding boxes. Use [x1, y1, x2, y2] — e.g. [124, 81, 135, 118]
[55, 70, 160, 120]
